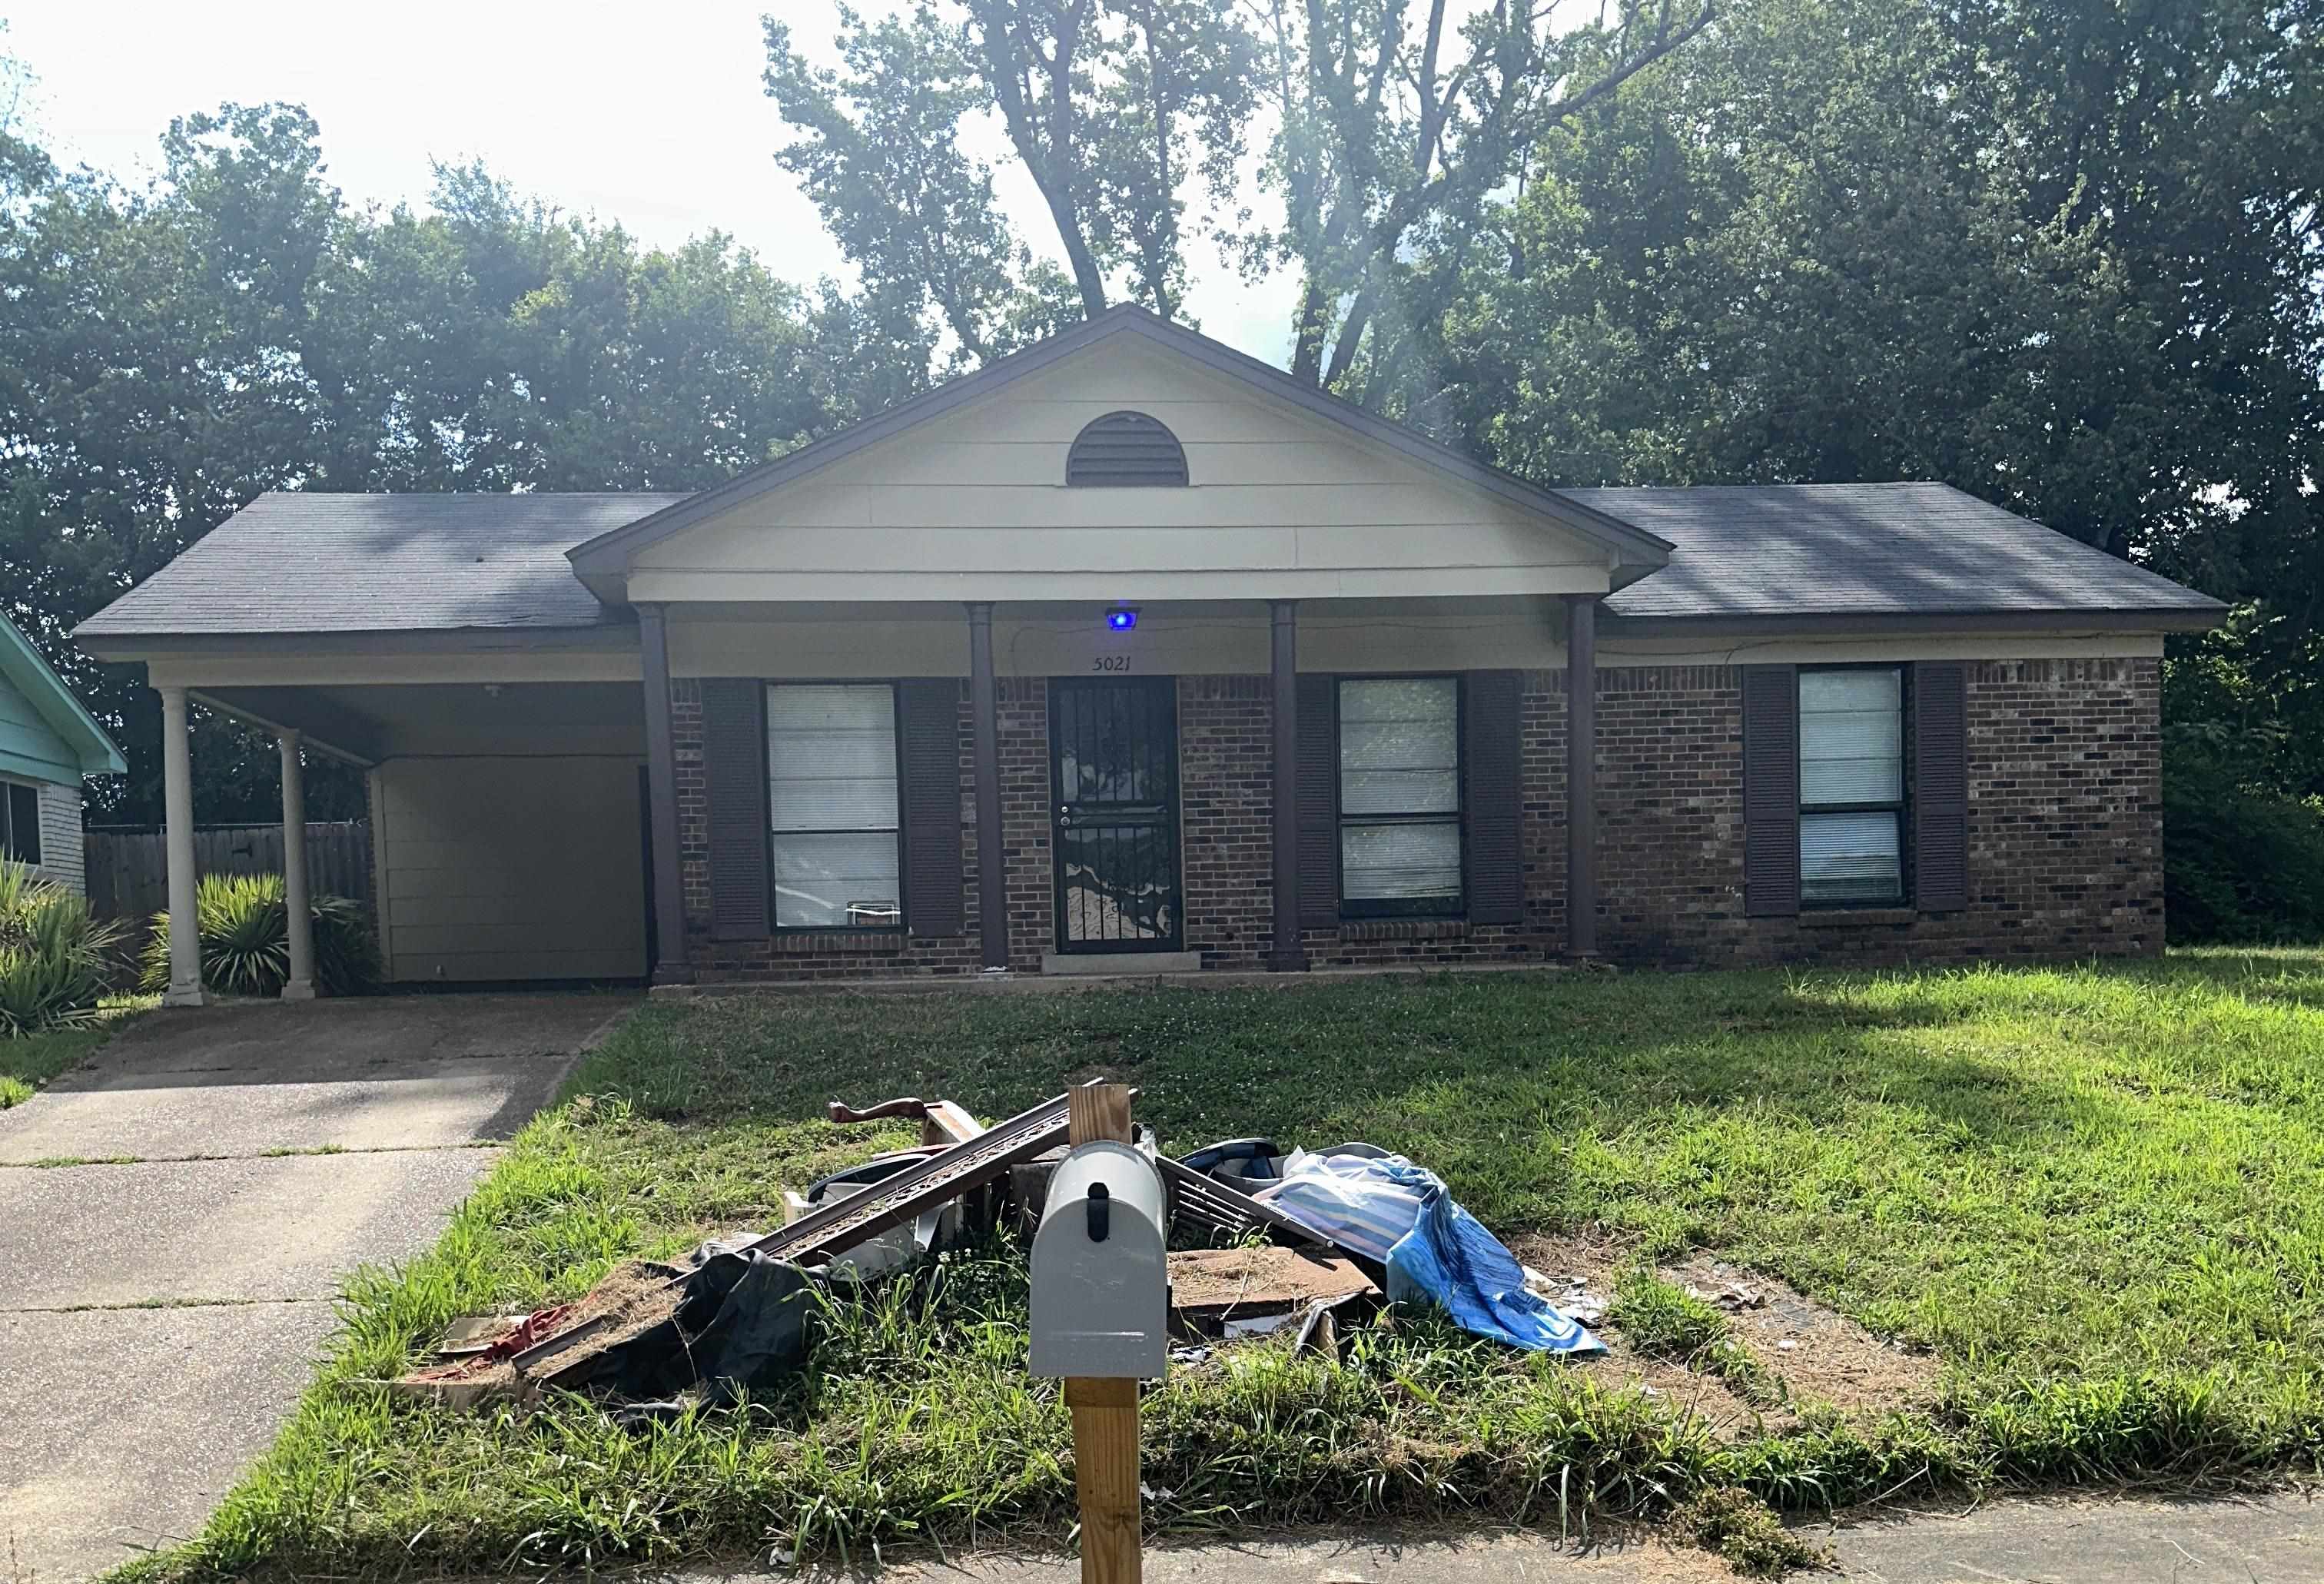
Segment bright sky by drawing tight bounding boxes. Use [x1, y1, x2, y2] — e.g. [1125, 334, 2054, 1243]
[2, 1, 1302, 362]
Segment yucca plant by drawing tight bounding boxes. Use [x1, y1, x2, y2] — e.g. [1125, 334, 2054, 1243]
[141, 872, 380, 998]
[0, 860, 123, 1038]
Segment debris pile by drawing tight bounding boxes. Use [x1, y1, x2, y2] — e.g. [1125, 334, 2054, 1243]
[394, 1084, 1602, 1410]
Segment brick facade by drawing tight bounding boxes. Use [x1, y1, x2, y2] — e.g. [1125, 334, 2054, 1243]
[671, 656, 2164, 981]
[1595, 657, 2164, 965]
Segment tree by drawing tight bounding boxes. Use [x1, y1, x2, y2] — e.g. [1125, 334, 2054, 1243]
[764, 8, 1037, 364]
[1250, 0, 1712, 407]
[764, 0, 1260, 340]
[963, 0, 1257, 319]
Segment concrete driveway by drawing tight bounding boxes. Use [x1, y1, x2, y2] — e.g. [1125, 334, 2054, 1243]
[0, 992, 636, 1581]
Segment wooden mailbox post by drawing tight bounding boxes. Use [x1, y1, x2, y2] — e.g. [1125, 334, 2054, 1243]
[1039, 1082, 1150, 1584]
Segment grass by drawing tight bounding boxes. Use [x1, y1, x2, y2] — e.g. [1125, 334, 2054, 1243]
[1609, 1270, 1786, 1410]
[137, 950, 2324, 1579]
[0, 995, 151, 1107]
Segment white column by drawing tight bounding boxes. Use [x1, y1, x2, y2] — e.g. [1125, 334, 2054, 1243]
[279, 730, 316, 1001]
[158, 686, 207, 1007]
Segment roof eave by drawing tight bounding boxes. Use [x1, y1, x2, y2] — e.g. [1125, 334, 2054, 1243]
[75, 624, 642, 663]
[0, 615, 126, 776]
[1600, 605, 2229, 638]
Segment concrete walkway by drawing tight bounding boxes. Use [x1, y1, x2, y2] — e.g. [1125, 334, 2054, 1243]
[0, 993, 636, 1582]
[752, 1492, 2318, 1582]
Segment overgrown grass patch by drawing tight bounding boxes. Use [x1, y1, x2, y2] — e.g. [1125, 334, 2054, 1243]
[146, 951, 2324, 1577]
[1, 995, 151, 1107]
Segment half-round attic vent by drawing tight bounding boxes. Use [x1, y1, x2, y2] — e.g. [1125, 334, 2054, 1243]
[1066, 410, 1189, 486]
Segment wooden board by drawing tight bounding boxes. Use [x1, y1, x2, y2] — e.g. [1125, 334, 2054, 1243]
[1167, 1247, 1377, 1328]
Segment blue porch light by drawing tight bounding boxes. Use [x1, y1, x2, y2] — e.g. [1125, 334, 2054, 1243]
[1106, 606, 1139, 631]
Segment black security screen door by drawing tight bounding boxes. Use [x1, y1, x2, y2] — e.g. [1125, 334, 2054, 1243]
[1051, 677, 1182, 951]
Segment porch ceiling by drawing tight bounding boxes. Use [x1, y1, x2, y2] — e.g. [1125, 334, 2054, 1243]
[196, 680, 645, 765]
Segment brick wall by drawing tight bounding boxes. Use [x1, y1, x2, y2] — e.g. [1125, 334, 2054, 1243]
[669, 656, 2164, 981]
[1299, 670, 1556, 969]
[1179, 676, 1274, 969]
[676, 679, 984, 980]
[1593, 658, 2164, 965]
[998, 679, 1054, 971]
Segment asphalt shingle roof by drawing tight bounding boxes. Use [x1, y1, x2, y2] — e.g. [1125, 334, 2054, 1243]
[77, 480, 2222, 639]
[76, 493, 686, 636]
[1581, 483, 2221, 622]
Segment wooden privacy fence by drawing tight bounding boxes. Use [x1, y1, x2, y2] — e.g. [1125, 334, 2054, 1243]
[83, 822, 374, 923]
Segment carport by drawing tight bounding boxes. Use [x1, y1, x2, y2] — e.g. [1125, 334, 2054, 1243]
[74, 494, 670, 1001]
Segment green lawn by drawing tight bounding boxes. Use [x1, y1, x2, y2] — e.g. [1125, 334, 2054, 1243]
[148, 952, 2324, 1578]
[0, 998, 149, 1107]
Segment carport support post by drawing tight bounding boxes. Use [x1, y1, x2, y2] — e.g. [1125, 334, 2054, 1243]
[278, 730, 316, 1000]
[1268, 599, 1306, 972]
[158, 686, 207, 1006]
[1563, 593, 1599, 958]
[637, 602, 692, 985]
[967, 601, 1008, 970]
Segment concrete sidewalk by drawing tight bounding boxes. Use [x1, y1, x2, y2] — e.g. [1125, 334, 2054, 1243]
[747, 1492, 2318, 1582]
[0, 993, 635, 1581]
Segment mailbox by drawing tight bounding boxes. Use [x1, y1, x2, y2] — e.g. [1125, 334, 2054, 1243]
[1029, 1141, 1169, 1379]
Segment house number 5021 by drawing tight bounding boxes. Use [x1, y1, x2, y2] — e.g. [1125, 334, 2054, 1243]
[1091, 655, 1131, 672]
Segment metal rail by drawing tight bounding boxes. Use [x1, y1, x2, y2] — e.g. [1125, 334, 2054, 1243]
[739, 1093, 1075, 1267]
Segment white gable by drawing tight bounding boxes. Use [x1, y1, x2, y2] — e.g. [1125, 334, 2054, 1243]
[625, 337, 1616, 604]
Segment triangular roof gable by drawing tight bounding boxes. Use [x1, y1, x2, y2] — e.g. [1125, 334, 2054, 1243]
[0, 610, 126, 776]
[566, 306, 1671, 591]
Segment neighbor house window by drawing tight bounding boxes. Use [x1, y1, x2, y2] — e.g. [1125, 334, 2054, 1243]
[765, 684, 901, 928]
[1337, 677, 1462, 915]
[1, 781, 38, 867]
[1798, 667, 1905, 905]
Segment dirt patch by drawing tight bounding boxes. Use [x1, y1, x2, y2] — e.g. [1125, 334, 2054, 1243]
[1508, 1230, 1939, 1435]
[1510, 1230, 1783, 1440]
[1664, 1252, 1941, 1422]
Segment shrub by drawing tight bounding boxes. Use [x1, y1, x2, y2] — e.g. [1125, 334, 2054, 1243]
[140, 872, 380, 998]
[0, 860, 124, 1038]
[2163, 759, 2324, 944]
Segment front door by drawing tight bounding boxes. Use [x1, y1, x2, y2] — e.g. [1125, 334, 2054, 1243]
[1051, 677, 1182, 952]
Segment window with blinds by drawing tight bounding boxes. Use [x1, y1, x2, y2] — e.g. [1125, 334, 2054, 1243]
[1798, 667, 1905, 905]
[1337, 677, 1462, 915]
[765, 684, 901, 928]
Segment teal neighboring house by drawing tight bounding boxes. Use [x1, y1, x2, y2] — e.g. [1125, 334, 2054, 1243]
[0, 611, 124, 895]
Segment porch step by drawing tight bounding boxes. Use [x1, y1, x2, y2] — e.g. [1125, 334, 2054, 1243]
[1039, 951, 1204, 977]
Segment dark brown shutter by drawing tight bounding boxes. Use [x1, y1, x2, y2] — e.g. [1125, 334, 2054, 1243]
[700, 677, 770, 939]
[1296, 673, 1340, 928]
[898, 679, 965, 937]
[1913, 661, 1969, 912]
[1741, 665, 1801, 918]
[1462, 670, 1525, 925]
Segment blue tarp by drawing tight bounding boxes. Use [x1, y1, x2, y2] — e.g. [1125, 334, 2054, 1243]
[1255, 1151, 1604, 1354]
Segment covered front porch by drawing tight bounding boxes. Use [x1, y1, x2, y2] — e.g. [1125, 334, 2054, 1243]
[107, 592, 1612, 998]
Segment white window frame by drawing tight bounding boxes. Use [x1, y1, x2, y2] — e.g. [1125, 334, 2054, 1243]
[1798, 666, 1909, 907]
[763, 682, 904, 931]
[1335, 675, 1466, 918]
